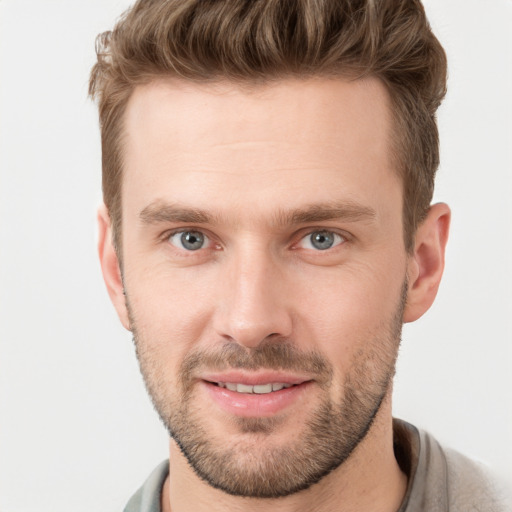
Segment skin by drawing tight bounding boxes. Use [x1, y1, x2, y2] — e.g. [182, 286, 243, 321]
[98, 77, 450, 512]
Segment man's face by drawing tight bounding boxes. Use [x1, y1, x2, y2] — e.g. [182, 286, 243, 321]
[118, 78, 409, 497]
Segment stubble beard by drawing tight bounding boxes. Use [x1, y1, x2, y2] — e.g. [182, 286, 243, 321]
[129, 284, 406, 499]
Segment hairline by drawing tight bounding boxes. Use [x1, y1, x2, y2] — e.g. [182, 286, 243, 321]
[110, 72, 414, 259]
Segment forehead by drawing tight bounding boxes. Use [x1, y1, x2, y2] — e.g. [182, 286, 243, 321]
[121, 77, 399, 224]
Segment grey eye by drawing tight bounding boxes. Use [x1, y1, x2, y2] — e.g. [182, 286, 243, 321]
[299, 230, 344, 251]
[310, 231, 334, 250]
[169, 230, 208, 251]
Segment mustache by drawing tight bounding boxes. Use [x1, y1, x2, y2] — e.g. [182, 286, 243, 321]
[179, 339, 333, 387]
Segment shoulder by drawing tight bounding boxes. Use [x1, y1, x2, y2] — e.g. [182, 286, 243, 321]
[123, 460, 169, 512]
[418, 427, 510, 512]
[394, 419, 510, 512]
[441, 445, 510, 512]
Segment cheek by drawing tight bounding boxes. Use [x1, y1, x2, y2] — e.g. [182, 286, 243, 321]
[125, 264, 219, 358]
[292, 262, 405, 360]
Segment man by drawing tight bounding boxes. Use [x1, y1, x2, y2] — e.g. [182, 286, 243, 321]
[89, 0, 507, 511]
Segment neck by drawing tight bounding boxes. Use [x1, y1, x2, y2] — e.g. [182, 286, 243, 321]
[161, 396, 407, 512]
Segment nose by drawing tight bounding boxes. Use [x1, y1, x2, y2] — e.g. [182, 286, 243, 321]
[213, 245, 293, 348]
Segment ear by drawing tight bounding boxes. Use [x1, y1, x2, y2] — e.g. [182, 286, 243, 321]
[403, 203, 451, 323]
[97, 204, 131, 330]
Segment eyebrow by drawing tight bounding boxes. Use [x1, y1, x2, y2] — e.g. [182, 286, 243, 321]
[282, 203, 376, 225]
[140, 202, 215, 224]
[139, 200, 376, 227]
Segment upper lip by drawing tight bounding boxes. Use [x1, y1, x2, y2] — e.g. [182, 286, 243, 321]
[201, 371, 312, 386]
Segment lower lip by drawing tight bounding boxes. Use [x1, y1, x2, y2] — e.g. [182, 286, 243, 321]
[202, 381, 312, 417]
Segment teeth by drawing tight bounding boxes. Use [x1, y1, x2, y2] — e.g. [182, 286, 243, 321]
[253, 384, 272, 394]
[217, 382, 295, 394]
[237, 383, 254, 394]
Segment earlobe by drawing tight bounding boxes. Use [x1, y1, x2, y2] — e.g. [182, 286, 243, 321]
[97, 204, 131, 330]
[403, 203, 451, 323]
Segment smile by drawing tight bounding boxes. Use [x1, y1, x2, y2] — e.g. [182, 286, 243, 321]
[214, 382, 295, 394]
[202, 377, 313, 417]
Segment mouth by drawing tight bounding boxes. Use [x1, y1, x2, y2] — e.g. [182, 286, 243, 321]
[208, 381, 296, 394]
[200, 373, 313, 417]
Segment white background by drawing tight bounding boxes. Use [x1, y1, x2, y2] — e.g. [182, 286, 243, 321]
[0, 1, 511, 510]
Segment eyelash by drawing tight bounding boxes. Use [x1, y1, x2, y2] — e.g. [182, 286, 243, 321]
[166, 229, 215, 252]
[164, 228, 350, 253]
[295, 230, 346, 251]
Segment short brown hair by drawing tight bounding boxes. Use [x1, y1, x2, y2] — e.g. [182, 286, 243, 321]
[89, 0, 447, 252]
